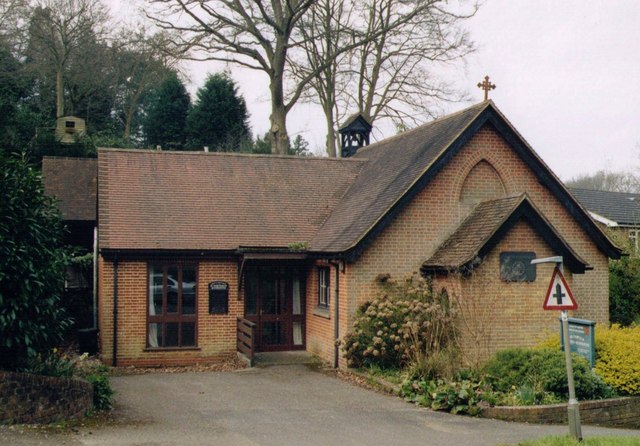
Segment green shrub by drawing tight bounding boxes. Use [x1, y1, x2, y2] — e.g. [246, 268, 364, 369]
[609, 257, 640, 326]
[539, 325, 640, 396]
[595, 324, 640, 395]
[19, 349, 115, 411]
[483, 348, 615, 401]
[496, 383, 561, 406]
[72, 357, 115, 411]
[0, 152, 71, 369]
[85, 372, 114, 410]
[19, 348, 75, 378]
[401, 377, 490, 415]
[342, 273, 458, 375]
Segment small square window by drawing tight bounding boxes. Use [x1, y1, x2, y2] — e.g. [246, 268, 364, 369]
[318, 267, 329, 308]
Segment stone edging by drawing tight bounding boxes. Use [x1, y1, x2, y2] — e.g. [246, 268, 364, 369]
[480, 397, 640, 429]
[345, 370, 640, 430]
[0, 370, 93, 424]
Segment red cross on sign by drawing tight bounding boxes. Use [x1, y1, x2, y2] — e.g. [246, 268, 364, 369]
[543, 266, 578, 310]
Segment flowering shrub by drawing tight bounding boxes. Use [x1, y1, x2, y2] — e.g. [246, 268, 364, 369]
[595, 324, 640, 395]
[342, 273, 458, 375]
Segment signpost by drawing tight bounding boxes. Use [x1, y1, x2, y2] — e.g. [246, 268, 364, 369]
[532, 256, 582, 441]
[560, 318, 596, 368]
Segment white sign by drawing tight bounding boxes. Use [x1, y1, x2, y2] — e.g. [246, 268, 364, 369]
[543, 266, 578, 311]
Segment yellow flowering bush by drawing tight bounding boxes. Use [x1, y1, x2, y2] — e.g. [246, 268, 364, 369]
[594, 324, 640, 395]
[538, 324, 640, 395]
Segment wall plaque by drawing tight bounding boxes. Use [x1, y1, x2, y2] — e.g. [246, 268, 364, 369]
[500, 252, 536, 282]
[208, 281, 229, 314]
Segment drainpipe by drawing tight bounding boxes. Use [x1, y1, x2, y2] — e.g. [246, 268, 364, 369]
[92, 226, 98, 329]
[112, 254, 119, 367]
[333, 261, 340, 368]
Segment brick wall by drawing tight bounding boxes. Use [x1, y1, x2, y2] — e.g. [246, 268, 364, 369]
[343, 124, 610, 364]
[305, 261, 350, 366]
[0, 371, 92, 424]
[481, 397, 640, 429]
[435, 220, 571, 365]
[99, 258, 241, 367]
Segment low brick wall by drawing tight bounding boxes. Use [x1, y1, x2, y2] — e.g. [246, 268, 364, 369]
[481, 397, 640, 429]
[0, 370, 93, 424]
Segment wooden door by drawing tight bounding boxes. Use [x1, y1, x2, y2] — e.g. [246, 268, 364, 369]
[244, 266, 305, 351]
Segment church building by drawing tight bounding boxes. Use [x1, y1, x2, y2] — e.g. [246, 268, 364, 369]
[44, 100, 621, 368]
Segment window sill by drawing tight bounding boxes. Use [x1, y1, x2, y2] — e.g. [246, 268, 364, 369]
[312, 306, 330, 319]
[143, 347, 201, 352]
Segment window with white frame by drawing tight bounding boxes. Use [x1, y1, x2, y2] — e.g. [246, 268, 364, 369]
[318, 267, 329, 309]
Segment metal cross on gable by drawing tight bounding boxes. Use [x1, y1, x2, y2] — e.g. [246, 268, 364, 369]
[477, 75, 496, 100]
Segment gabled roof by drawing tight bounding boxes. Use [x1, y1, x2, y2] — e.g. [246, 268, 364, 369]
[93, 101, 621, 260]
[422, 194, 590, 274]
[570, 188, 640, 227]
[310, 101, 621, 260]
[98, 150, 364, 251]
[339, 113, 372, 132]
[42, 156, 97, 221]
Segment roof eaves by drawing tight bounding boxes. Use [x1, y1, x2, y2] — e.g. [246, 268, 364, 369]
[421, 194, 525, 272]
[422, 195, 591, 274]
[484, 111, 623, 259]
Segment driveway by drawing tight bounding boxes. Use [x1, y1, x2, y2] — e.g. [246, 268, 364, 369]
[2, 364, 639, 445]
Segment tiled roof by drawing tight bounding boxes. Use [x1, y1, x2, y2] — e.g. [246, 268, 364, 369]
[310, 101, 489, 252]
[98, 150, 365, 251]
[422, 194, 589, 273]
[42, 157, 97, 221]
[424, 195, 524, 270]
[92, 101, 620, 259]
[569, 188, 640, 226]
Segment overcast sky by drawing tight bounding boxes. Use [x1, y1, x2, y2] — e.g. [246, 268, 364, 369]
[108, 0, 640, 182]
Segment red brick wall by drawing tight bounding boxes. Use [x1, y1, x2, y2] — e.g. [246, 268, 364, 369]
[305, 261, 350, 366]
[99, 258, 241, 367]
[342, 125, 610, 365]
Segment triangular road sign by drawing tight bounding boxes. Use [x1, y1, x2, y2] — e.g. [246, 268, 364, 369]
[543, 266, 578, 310]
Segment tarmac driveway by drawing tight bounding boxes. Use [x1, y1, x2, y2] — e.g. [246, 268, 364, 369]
[2, 364, 639, 445]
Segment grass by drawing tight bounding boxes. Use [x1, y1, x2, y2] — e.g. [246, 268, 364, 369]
[361, 364, 404, 385]
[508, 436, 640, 446]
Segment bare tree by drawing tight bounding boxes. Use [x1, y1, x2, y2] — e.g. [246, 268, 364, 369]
[566, 169, 640, 193]
[146, 0, 447, 155]
[294, 0, 352, 157]
[27, 0, 109, 118]
[146, 0, 315, 154]
[295, 0, 477, 156]
[0, 0, 30, 53]
[111, 29, 180, 141]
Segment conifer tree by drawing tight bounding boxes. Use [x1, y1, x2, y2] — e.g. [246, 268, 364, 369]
[186, 73, 251, 152]
[143, 72, 190, 150]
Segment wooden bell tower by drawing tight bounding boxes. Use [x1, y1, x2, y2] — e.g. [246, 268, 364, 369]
[339, 113, 372, 158]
